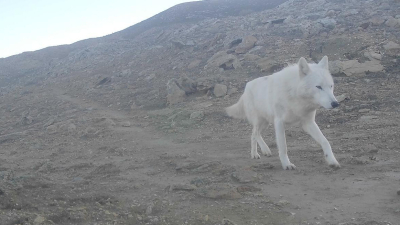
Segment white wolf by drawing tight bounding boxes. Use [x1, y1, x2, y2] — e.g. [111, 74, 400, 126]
[226, 56, 340, 170]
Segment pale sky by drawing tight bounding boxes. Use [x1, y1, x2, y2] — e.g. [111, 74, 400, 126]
[0, 0, 196, 58]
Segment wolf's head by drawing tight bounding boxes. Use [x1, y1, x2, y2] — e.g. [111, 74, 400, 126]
[297, 56, 339, 109]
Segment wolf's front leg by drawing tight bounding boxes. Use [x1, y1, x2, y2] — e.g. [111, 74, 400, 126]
[302, 121, 340, 168]
[274, 119, 296, 170]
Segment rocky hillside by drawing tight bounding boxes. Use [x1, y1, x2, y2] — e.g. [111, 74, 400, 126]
[1, 0, 400, 224]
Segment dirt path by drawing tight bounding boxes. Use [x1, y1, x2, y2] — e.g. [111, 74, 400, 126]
[51, 87, 399, 224]
[0, 85, 399, 225]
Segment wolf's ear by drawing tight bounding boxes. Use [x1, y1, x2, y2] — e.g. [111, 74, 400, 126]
[298, 57, 310, 77]
[318, 56, 329, 70]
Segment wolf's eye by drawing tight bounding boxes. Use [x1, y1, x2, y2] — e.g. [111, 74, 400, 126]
[316, 86, 322, 90]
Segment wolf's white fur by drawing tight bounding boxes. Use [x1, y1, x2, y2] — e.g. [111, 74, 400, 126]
[226, 56, 340, 170]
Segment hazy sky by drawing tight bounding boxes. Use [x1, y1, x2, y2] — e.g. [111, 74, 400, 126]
[0, 0, 196, 58]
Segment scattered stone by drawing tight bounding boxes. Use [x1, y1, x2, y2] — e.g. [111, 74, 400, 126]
[383, 41, 400, 50]
[227, 87, 238, 95]
[222, 219, 238, 225]
[145, 73, 156, 81]
[43, 117, 56, 127]
[205, 51, 241, 70]
[370, 17, 385, 26]
[244, 53, 261, 61]
[146, 203, 154, 215]
[340, 60, 384, 76]
[235, 36, 257, 54]
[33, 215, 46, 225]
[385, 17, 400, 27]
[231, 170, 258, 183]
[336, 94, 347, 103]
[329, 60, 342, 75]
[121, 121, 131, 127]
[358, 109, 370, 113]
[359, 115, 379, 122]
[257, 58, 284, 73]
[188, 59, 201, 69]
[190, 111, 205, 121]
[97, 77, 111, 86]
[167, 79, 186, 105]
[103, 118, 116, 127]
[20, 115, 33, 125]
[67, 123, 76, 132]
[359, 22, 370, 29]
[46, 125, 57, 133]
[364, 51, 382, 60]
[251, 163, 275, 171]
[214, 84, 228, 97]
[177, 75, 197, 94]
[318, 18, 336, 29]
[236, 185, 261, 193]
[190, 177, 211, 187]
[196, 184, 242, 199]
[169, 184, 197, 191]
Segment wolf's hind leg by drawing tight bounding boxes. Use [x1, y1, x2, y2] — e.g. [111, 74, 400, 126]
[251, 125, 261, 159]
[255, 122, 272, 156]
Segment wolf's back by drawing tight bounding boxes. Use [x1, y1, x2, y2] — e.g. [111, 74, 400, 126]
[225, 95, 246, 119]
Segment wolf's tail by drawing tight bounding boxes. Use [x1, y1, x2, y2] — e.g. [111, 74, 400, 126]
[226, 95, 246, 119]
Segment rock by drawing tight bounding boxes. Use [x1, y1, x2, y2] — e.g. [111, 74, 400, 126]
[46, 125, 57, 133]
[370, 17, 385, 26]
[67, 123, 76, 132]
[103, 118, 116, 127]
[44, 117, 56, 127]
[244, 53, 261, 61]
[231, 170, 258, 183]
[0, 132, 26, 143]
[236, 185, 261, 193]
[383, 41, 400, 50]
[235, 36, 257, 54]
[336, 94, 348, 103]
[169, 184, 197, 191]
[145, 73, 156, 81]
[206, 51, 241, 70]
[317, 18, 336, 29]
[397, 189, 400, 195]
[340, 60, 384, 76]
[167, 79, 186, 105]
[146, 203, 154, 215]
[196, 184, 242, 199]
[364, 51, 382, 60]
[359, 22, 370, 29]
[257, 58, 284, 73]
[121, 121, 131, 127]
[385, 17, 400, 27]
[358, 109, 370, 113]
[227, 87, 238, 95]
[33, 215, 46, 225]
[188, 59, 201, 69]
[214, 84, 228, 97]
[97, 77, 111, 86]
[329, 60, 342, 75]
[222, 219, 238, 225]
[190, 111, 205, 121]
[20, 115, 33, 125]
[177, 75, 197, 94]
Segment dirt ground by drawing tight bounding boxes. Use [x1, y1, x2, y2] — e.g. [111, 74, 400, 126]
[1, 0, 400, 224]
[0, 67, 399, 225]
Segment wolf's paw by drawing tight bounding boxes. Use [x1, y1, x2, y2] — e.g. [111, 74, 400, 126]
[261, 150, 272, 157]
[328, 162, 341, 169]
[251, 153, 261, 159]
[282, 163, 296, 170]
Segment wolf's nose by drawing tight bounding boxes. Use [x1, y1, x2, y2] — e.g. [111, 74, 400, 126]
[331, 101, 339, 108]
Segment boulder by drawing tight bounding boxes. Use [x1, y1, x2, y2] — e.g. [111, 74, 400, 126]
[167, 79, 186, 105]
[214, 84, 228, 97]
[235, 36, 257, 54]
[205, 51, 241, 70]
